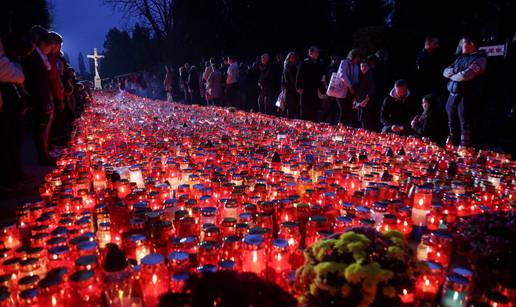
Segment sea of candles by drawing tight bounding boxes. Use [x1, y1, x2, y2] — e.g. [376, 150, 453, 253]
[0, 91, 514, 306]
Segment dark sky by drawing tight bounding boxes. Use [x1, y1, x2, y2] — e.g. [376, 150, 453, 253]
[51, 0, 129, 71]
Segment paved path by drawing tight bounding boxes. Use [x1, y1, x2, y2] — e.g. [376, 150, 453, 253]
[0, 130, 54, 221]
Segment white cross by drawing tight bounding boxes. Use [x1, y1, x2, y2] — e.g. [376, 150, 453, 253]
[87, 48, 104, 90]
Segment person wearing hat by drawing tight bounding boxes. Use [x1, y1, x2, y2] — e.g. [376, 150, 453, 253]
[443, 34, 487, 147]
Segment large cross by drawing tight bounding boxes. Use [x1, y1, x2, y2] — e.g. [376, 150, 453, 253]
[87, 48, 104, 90]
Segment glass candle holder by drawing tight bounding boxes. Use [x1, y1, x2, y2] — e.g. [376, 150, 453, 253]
[140, 253, 168, 307]
[241, 234, 267, 278]
[441, 274, 469, 307]
[267, 239, 291, 287]
[416, 261, 444, 301]
[70, 270, 101, 305]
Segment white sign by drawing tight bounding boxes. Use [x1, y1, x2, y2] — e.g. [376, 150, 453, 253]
[479, 44, 506, 57]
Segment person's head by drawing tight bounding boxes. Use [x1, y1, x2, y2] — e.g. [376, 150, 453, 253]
[394, 79, 409, 98]
[461, 34, 481, 55]
[36, 31, 54, 55]
[184, 62, 190, 70]
[48, 31, 63, 54]
[347, 48, 362, 64]
[228, 56, 237, 64]
[30, 25, 49, 45]
[66, 67, 76, 78]
[308, 46, 320, 60]
[422, 94, 435, 112]
[424, 35, 439, 52]
[360, 62, 370, 74]
[285, 51, 297, 64]
[210, 57, 217, 67]
[261, 53, 270, 65]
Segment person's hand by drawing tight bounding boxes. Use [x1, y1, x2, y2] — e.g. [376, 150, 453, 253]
[297, 88, 303, 95]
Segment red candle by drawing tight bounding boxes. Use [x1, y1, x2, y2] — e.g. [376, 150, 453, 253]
[241, 235, 267, 278]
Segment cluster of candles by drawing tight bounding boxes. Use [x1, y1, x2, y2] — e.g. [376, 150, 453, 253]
[1, 92, 514, 306]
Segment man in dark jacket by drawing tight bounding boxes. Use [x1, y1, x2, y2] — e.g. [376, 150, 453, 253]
[415, 35, 448, 100]
[296, 46, 325, 122]
[258, 53, 277, 115]
[380, 79, 417, 134]
[22, 30, 55, 164]
[443, 34, 487, 147]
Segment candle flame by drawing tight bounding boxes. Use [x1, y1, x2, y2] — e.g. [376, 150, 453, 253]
[52, 295, 57, 306]
[252, 251, 258, 263]
[418, 198, 424, 207]
[403, 289, 407, 295]
[152, 274, 158, 285]
[453, 291, 458, 301]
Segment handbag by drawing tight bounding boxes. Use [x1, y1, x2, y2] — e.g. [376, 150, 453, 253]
[326, 72, 347, 98]
[275, 89, 286, 111]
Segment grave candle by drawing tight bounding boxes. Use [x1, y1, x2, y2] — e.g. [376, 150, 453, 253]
[242, 235, 266, 278]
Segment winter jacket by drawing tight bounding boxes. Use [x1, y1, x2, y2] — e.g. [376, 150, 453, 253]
[380, 88, 417, 130]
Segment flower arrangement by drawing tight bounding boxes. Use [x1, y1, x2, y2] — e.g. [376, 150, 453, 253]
[450, 212, 516, 295]
[295, 227, 416, 307]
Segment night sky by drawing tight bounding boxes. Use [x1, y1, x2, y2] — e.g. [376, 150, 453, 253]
[51, 0, 128, 71]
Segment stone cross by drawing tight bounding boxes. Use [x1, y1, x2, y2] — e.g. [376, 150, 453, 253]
[87, 48, 104, 90]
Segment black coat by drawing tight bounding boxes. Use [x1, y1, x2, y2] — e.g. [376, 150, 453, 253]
[259, 62, 281, 95]
[22, 50, 52, 112]
[380, 91, 417, 129]
[296, 58, 324, 92]
[282, 62, 297, 93]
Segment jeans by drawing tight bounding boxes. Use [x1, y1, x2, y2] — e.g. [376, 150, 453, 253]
[446, 93, 473, 146]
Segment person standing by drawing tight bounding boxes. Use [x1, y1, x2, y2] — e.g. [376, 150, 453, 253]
[188, 66, 201, 105]
[321, 54, 341, 124]
[0, 35, 28, 191]
[415, 35, 447, 102]
[22, 29, 56, 165]
[226, 56, 240, 108]
[180, 63, 190, 104]
[258, 53, 277, 115]
[164, 65, 174, 102]
[354, 61, 376, 130]
[282, 52, 299, 119]
[296, 46, 324, 122]
[337, 49, 362, 127]
[206, 60, 224, 106]
[380, 79, 417, 135]
[443, 35, 487, 147]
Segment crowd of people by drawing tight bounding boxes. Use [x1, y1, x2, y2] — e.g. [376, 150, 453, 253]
[0, 26, 92, 192]
[164, 34, 487, 150]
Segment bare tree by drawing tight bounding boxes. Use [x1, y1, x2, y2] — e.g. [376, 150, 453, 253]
[103, 0, 175, 40]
